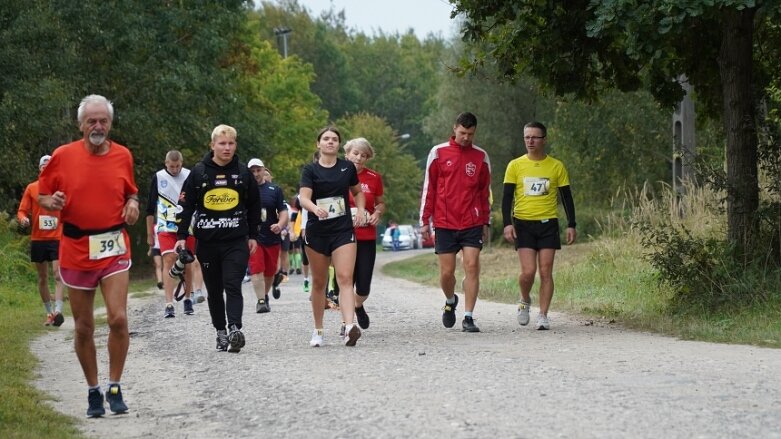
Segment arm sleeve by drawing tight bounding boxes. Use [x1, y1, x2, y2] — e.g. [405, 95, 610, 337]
[502, 183, 516, 227]
[480, 155, 492, 225]
[559, 185, 576, 228]
[17, 186, 32, 222]
[145, 174, 158, 217]
[276, 187, 287, 213]
[245, 180, 262, 240]
[175, 173, 197, 240]
[419, 151, 438, 226]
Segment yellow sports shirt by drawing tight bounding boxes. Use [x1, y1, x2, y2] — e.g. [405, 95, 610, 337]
[503, 154, 570, 220]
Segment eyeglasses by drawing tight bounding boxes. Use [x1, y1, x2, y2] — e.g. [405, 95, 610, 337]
[524, 136, 546, 141]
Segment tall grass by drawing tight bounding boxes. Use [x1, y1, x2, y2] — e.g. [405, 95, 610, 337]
[0, 213, 82, 438]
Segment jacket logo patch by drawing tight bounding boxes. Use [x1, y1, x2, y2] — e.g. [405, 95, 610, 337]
[214, 179, 227, 186]
[203, 188, 239, 211]
[465, 162, 476, 177]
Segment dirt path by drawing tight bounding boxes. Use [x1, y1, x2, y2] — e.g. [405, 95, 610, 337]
[32, 249, 781, 438]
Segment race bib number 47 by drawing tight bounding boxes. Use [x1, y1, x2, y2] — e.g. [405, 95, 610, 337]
[523, 177, 550, 196]
[88, 230, 127, 260]
[316, 196, 346, 220]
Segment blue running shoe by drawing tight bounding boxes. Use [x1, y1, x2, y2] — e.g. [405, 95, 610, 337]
[106, 384, 128, 414]
[86, 388, 105, 418]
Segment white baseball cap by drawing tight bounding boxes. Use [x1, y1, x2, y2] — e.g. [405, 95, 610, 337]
[39, 155, 52, 168]
[247, 158, 264, 169]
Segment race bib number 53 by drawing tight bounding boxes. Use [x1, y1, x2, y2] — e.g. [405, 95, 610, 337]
[38, 215, 58, 230]
[88, 230, 127, 260]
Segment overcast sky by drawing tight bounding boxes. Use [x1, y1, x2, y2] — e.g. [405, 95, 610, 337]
[295, 0, 459, 39]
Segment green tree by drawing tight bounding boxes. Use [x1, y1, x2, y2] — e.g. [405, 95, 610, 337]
[336, 114, 423, 223]
[452, 0, 781, 253]
[424, 40, 552, 206]
[0, 1, 78, 211]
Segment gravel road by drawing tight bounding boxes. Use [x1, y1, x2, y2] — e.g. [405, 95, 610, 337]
[32, 249, 781, 438]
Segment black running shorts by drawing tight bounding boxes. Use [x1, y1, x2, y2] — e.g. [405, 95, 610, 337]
[31, 240, 59, 263]
[434, 226, 484, 254]
[304, 231, 355, 257]
[513, 218, 561, 250]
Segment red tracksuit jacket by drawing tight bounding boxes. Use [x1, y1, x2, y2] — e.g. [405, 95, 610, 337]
[419, 137, 491, 230]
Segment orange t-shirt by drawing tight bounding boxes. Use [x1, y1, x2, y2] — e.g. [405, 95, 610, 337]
[17, 180, 62, 241]
[38, 140, 138, 270]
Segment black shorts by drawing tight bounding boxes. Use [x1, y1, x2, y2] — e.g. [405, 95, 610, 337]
[304, 231, 355, 257]
[151, 247, 161, 257]
[514, 218, 561, 250]
[31, 240, 59, 263]
[290, 237, 302, 250]
[434, 226, 484, 254]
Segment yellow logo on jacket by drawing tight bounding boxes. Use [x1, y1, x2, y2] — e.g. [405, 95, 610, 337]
[203, 188, 239, 211]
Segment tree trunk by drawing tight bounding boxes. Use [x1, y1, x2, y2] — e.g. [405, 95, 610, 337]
[718, 7, 758, 255]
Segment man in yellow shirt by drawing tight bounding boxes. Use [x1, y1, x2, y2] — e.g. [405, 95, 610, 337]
[502, 121, 576, 330]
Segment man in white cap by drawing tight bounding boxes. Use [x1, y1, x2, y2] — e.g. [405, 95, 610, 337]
[17, 155, 65, 326]
[246, 158, 288, 313]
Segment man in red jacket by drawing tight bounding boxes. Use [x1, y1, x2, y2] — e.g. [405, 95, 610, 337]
[419, 112, 491, 333]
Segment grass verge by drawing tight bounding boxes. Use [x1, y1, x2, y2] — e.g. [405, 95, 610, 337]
[384, 237, 781, 347]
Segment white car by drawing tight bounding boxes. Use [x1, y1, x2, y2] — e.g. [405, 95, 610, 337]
[382, 225, 421, 250]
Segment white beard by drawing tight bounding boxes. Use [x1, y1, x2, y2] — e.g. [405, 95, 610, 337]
[89, 132, 106, 146]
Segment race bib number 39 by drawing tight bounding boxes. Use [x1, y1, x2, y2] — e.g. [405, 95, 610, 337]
[523, 177, 550, 196]
[38, 215, 58, 230]
[88, 230, 127, 260]
[316, 196, 346, 220]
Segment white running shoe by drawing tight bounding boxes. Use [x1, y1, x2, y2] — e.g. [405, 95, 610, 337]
[343, 324, 361, 346]
[310, 329, 324, 347]
[517, 300, 531, 326]
[536, 314, 550, 330]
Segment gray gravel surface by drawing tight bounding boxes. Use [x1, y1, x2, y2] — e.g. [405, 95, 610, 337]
[32, 249, 781, 438]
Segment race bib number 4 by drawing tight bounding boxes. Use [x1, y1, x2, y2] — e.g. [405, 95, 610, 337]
[523, 177, 550, 196]
[38, 215, 58, 230]
[88, 230, 127, 260]
[316, 196, 346, 220]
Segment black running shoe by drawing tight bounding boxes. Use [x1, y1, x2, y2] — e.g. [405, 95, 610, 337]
[462, 316, 480, 333]
[343, 324, 361, 347]
[355, 306, 370, 329]
[52, 311, 65, 327]
[272, 271, 284, 287]
[183, 299, 194, 315]
[272, 285, 281, 300]
[257, 296, 270, 313]
[216, 329, 229, 351]
[228, 325, 245, 353]
[86, 388, 105, 418]
[442, 294, 459, 328]
[296, 268, 302, 275]
[164, 304, 175, 318]
[156, 281, 163, 290]
[106, 384, 128, 414]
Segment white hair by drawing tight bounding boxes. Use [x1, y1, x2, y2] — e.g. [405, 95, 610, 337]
[77, 95, 114, 123]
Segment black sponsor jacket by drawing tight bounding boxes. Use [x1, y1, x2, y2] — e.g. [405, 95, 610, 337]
[175, 151, 261, 243]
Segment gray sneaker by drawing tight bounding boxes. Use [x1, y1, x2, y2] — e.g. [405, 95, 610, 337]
[256, 298, 270, 313]
[194, 289, 206, 304]
[536, 314, 550, 330]
[228, 325, 245, 353]
[517, 300, 531, 326]
[215, 330, 229, 351]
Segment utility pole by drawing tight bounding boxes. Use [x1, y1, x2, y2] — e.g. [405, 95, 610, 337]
[273, 27, 292, 58]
